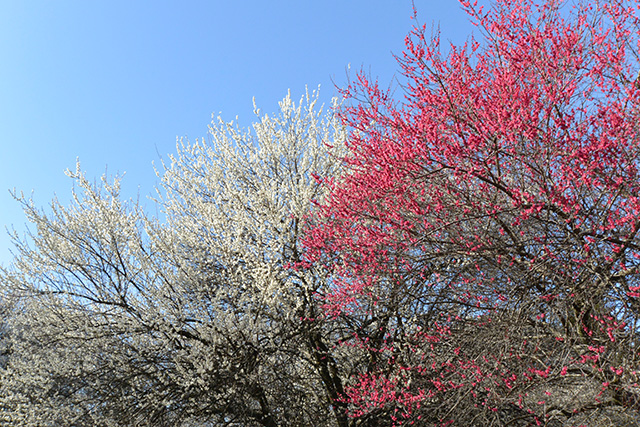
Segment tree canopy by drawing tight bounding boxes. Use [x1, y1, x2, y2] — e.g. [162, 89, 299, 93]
[3, 0, 640, 426]
[0, 90, 355, 426]
[303, 0, 640, 425]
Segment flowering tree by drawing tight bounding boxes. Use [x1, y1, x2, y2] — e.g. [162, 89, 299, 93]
[0, 90, 355, 426]
[305, 0, 640, 425]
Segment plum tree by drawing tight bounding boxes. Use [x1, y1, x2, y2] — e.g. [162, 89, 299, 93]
[0, 89, 354, 426]
[304, 0, 640, 425]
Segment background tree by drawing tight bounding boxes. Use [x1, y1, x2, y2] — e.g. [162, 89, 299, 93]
[0, 89, 356, 426]
[304, 0, 640, 425]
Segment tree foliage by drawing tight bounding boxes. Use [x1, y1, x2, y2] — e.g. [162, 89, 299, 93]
[304, 0, 640, 425]
[0, 90, 354, 426]
[4, 1, 640, 426]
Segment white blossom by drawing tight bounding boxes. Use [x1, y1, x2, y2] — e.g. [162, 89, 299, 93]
[0, 89, 353, 426]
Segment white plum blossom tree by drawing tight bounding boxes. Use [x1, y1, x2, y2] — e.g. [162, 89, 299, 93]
[0, 89, 353, 426]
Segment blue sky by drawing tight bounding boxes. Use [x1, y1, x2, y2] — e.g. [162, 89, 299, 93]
[0, 1, 474, 266]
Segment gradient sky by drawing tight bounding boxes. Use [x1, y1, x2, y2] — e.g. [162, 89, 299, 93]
[0, 1, 475, 267]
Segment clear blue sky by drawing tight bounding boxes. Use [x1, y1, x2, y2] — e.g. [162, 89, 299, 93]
[0, 1, 474, 267]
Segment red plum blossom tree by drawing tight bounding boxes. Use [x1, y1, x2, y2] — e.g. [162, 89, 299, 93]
[305, 0, 640, 425]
